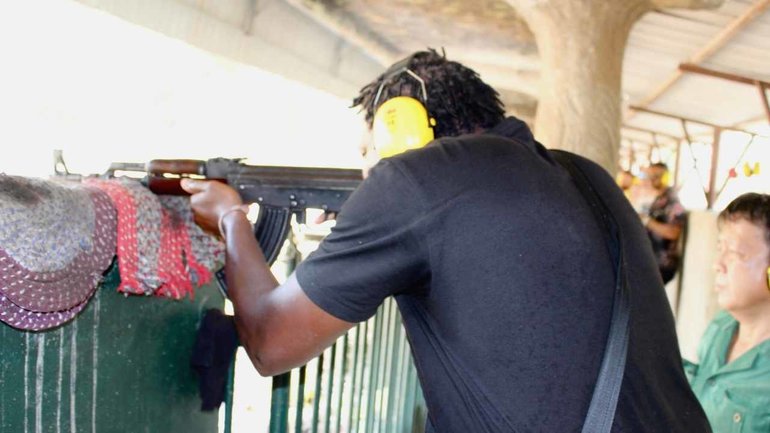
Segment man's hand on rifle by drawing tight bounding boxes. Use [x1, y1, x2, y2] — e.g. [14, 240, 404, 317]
[313, 211, 338, 224]
[181, 179, 243, 237]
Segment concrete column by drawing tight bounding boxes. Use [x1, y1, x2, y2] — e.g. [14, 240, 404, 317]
[676, 210, 720, 361]
[505, 0, 723, 173]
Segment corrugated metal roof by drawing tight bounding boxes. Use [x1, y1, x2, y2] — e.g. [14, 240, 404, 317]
[621, 0, 769, 164]
[293, 0, 768, 141]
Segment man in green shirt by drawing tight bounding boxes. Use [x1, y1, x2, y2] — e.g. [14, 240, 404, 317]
[685, 192, 770, 432]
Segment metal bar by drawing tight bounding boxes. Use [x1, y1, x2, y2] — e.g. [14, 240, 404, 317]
[377, 301, 392, 433]
[708, 127, 723, 209]
[731, 114, 766, 129]
[378, 301, 396, 433]
[680, 120, 711, 205]
[385, 303, 403, 433]
[374, 301, 391, 433]
[622, 124, 682, 142]
[628, 105, 727, 129]
[324, 343, 338, 433]
[269, 373, 291, 433]
[392, 326, 410, 433]
[629, 105, 757, 135]
[365, 307, 384, 433]
[354, 321, 370, 433]
[635, 0, 770, 108]
[646, 140, 654, 165]
[414, 380, 427, 428]
[677, 63, 770, 125]
[347, 325, 362, 433]
[402, 363, 417, 433]
[651, 133, 660, 163]
[620, 135, 673, 152]
[758, 83, 770, 124]
[673, 140, 683, 187]
[679, 63, 767, 86]
[224, 354, 235, 433]
[294, 366, 307, 433]
[311, 353, 324, 433]
[242, 0, 258, 35]
[335, 334, 348, 433]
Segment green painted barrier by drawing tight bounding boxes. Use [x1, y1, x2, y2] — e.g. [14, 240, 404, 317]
[0, 265, 222, 433]
[266, 297, 427, 433]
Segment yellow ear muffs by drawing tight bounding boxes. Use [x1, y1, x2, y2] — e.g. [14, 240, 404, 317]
[370, 55, 437, 159]
[660, 170, 671, 188]
[372, 96, 436, 158]
[766, 266, 770, 292]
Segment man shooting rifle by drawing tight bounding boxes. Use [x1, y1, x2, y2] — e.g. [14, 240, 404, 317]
[182, 49, 710, 432]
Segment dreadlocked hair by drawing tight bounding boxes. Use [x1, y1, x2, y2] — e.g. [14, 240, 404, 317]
[352, 49, 506, 138]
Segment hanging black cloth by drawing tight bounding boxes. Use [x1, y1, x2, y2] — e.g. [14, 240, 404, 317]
[190, 308, 240, 411]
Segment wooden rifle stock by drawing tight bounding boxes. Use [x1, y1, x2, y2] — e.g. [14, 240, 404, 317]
[144, 158, 363, 265]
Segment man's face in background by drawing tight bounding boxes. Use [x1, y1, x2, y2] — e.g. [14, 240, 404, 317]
[644, 166, 667, 191]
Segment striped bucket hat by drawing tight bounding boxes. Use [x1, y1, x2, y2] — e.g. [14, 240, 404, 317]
[0, 175, 116, 331]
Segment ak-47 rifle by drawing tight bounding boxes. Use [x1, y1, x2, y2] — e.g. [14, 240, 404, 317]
[105, 158, 363, 265]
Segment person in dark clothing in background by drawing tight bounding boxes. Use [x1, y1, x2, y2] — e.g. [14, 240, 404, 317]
[637, 162, 686, 284]
[182, 49, 710, 432]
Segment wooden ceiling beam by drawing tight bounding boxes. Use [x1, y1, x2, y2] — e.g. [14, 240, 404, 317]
[628, 105, 765, 137]
[679, 62, 769, 87]
[678, 63, 770, 123]
[634, 0, 770, 109]
[622, 124, 683, 141]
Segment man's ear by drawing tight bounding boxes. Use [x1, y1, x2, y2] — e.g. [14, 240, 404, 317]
[360, 130, 379, 179]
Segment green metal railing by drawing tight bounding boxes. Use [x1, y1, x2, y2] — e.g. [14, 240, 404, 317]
[222, 235, 427, 433]
[268, 297, 427, 433]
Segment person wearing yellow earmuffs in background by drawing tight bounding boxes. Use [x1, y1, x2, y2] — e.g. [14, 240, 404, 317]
[181, 49, 710, 432]
[615, 169, 635, 200]
[685, 193, 770, 432]
[635, 162, 686, 284]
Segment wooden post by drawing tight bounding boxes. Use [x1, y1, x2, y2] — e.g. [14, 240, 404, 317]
[673, 140, 683, 187]
[707, 127, 722, 209]
[758, 83, 770, 124]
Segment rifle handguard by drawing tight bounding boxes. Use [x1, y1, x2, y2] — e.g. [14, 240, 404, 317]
[147, 159, 206, 176]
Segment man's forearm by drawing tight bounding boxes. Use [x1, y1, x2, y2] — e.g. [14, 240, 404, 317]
[221, 210, 279, 372]
[646, 219, 681, 241]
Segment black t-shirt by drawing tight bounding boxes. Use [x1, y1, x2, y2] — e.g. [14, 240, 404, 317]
[296, 119, 710, 432]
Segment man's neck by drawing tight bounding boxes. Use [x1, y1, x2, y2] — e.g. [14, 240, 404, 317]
[729, 302, 770, 361]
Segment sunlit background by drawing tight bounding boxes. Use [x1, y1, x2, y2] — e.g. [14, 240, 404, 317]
[0, 2, 367, 432]
[0, 0, 366, 180]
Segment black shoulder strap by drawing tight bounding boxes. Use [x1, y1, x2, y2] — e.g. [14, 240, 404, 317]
[550, 150, 630, 433]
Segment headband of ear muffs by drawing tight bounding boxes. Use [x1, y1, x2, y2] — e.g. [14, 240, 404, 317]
[371, 56, 436, 159]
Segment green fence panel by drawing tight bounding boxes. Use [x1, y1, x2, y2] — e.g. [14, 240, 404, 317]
[265, 297, 427, 433]
[0, 265, 222, 433]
